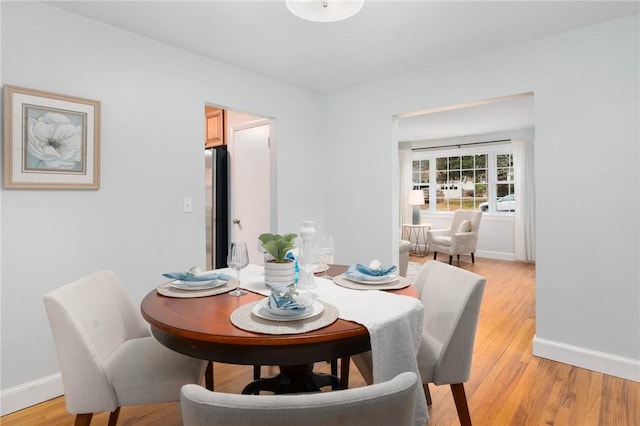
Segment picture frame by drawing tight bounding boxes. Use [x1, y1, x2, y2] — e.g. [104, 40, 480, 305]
[3, 85, 101, 189]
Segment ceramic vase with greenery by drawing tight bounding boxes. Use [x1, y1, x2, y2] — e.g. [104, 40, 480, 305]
[259, 233, 297, 285]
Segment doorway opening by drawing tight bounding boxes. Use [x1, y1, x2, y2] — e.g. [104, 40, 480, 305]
[396, 92, 535, 264]
[204, 105, 274, 269]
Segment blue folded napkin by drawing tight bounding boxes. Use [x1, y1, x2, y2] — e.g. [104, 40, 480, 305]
[267, 285, 306, 311]
[162, 270, 231, 282]
[344, 263, 397, 282]
[355, 263, 397, 276]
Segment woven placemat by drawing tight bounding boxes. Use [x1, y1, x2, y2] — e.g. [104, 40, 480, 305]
[230, 301, 339, 335]
[332, 274, 410, 291]
[156, 278, 239, 298]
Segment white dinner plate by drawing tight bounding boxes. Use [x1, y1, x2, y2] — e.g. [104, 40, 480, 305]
[170, 279, 228, 291]
[343, 274, 398, 285]
[252, 299, 324, 322]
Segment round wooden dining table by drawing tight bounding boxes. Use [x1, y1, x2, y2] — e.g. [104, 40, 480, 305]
[140, 264, 417, 393]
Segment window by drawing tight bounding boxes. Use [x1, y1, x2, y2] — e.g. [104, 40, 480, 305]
[412, 146, 514, 214]
[434, 154, 487, 211]
[412, 159, 430, 209]
[496, 153, 514, 198]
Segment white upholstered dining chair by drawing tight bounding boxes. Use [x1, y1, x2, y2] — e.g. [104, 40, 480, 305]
[427, 210, 482, 264]
[412, 260, 486, 426]
[43, 270, 207, 426]
[180, 371, 418, 426]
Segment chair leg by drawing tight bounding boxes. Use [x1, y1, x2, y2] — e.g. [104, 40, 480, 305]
[205, 361, 214, 390]
[450, 383, 472, 426]
[74, 414, 93, 426]
[423, 383, 432, 406]
[340, 356, 350, 389]
[471, 252, 475, 264]
[253, 365, 262, 380]
[107, 407, 121, 426]
[449, 255, 453, 265]
[433, 252, 437, 260]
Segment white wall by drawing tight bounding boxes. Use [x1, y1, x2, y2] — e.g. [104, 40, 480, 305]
[0, 1, 322, 413]
[323, 16, 639, 381]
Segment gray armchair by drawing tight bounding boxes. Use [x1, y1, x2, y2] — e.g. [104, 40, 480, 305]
[43, 270, 207, 426]
[427, 210, 482, 264]
[413, 260, 486, 426]
[180, 371, 418, 426]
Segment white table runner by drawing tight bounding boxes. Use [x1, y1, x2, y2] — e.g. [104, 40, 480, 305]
[221, 264, 428, 426]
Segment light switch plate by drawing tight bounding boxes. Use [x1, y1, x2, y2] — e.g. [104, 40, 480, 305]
[183, 197, 193, 213]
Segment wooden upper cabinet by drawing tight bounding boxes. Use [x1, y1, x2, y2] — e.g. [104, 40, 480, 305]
[205, 107, 225, 147]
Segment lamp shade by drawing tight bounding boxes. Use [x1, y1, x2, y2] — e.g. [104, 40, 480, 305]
[286, 0, 364, 22]
[408, 190, 424, 205]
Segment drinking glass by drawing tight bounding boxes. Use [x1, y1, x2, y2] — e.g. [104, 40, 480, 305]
[297, 243, 319, 291]
[315, 235, 335, 279]
[256, 241, 266, 272]
[227, 241, 249, 296]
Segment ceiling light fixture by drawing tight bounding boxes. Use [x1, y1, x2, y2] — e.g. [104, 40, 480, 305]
[285, 0, 364, 22]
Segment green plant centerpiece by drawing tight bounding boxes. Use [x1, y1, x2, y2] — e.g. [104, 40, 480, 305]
[258, 233, 297, 263]
[258, 232, 297, 285]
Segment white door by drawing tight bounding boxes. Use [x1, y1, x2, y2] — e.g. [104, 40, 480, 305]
[230, 121, 271, 264]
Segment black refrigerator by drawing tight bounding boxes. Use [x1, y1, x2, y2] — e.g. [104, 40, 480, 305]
[205, 146, 229, 270]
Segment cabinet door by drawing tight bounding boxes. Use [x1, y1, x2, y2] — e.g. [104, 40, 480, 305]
[205, 107, 225, 147]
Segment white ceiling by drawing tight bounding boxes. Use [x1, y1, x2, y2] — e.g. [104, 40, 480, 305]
[47, 0, 637, 139]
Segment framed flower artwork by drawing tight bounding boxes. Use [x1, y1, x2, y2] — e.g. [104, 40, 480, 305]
[3, 85, 101, 189]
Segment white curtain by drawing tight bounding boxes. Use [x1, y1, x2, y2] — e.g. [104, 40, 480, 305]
[399, 149, 413, 227]
[512, 138, 536, 261]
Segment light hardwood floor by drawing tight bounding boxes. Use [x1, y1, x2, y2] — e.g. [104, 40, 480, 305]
[2, 257, 638, 425]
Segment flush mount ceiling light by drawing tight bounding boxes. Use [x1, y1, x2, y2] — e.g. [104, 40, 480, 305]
[286, 0, 364, 22]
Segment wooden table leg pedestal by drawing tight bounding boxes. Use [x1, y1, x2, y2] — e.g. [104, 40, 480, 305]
[241, 364, 340, 394]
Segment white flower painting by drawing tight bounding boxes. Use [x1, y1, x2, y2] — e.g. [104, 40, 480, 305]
[26, 109, 85, 172]
[4, 85, 100, 189]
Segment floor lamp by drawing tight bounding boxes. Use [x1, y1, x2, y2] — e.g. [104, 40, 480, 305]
[408, 190, 424, 225]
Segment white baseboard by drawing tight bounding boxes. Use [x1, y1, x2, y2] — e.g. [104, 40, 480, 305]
[415, 248, 515, 262]
[533, 335, 640, 382]
[1, 373, 64, 416]
[476, 250, 515, 261]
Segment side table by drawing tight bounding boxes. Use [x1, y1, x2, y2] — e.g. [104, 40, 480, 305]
[401, 223, 433, 257]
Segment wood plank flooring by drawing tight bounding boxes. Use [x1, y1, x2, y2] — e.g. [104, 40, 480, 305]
[2, 257, 638, 425]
